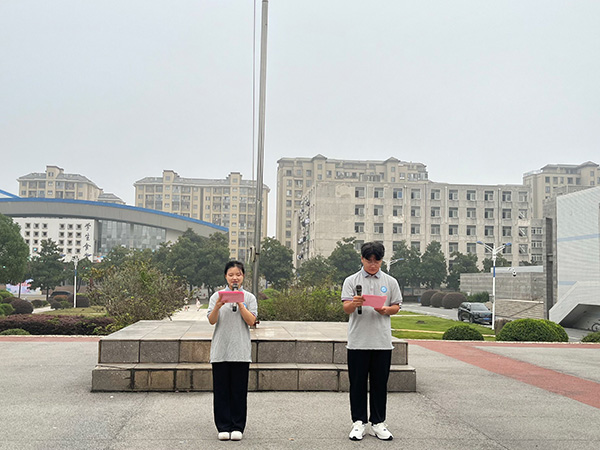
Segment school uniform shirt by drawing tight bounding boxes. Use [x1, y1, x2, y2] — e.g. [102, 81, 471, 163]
[207, 288, 258, 363]
[341, 268, 402, 350]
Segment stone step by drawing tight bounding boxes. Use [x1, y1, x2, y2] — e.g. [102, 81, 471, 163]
[92, 363, 417, 393]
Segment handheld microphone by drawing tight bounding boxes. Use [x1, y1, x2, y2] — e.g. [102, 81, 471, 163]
[356, 285, 362, 315]
[232, 283, 238, 312]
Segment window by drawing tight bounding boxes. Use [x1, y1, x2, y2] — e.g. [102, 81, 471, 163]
[503, 245, 512, 255]
[390, 206, 401, 217]
[393, 224, 402, 234]
[448, 225, 458, 235]
[531, 227, 543, 235]
[411, 241, 421, 252]
[502, 209, 512, 219]
[532, 240, 543, 248]
[502, 226, 512, 237]
[430, 189, 440, 200]
[374, 223, 384, 233]
[466, 243, 477, 254]
[355, 187, 365, 198]
[484, 226, 494, 237]
[466, 225, 476, 236]
[411, 207, 421, 217]
[431, 224, 441, 235]
[411, 189, 421, 200]
[466, 190, 476, 201]
[518, 191, 528, 202]
[411, 224, 421, 234]
[466, 208, 476, 219]
[355, 205, 364, 216]
[306, 169, 312, 177]
[484, 191, 494, 201]
[355, 222, 365, 233]
[374, 205, 384, 216]
[502, 191, 512, 202]
[519, 209, 528, 219]
[393, 188, 403, 199]
[519, 244, 528, 254]
[431, 207, 440, 217]
[519, 227, 528, 237]
[484, 208, 494, 219]
[449, 242, 458, 253]
[449, 190, 458, 200]
[449, 207, 458, 218]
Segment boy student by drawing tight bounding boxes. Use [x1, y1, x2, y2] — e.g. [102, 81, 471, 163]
[342, 241, 401, 441]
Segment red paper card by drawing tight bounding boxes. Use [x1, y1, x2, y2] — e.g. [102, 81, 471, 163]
[362, 294, 387, 308]
[218, 290, 244, 303]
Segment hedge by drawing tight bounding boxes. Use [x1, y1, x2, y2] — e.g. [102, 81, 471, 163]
[0, 328, 31, 335]
[467, 292, 489, 303]
[582, 331, 600, 343]
[442, 292, 466, 309]
[442, 324, 484, 341]
[10, 299, 33, 315]
[430, 292, 445, 308]
[0, 314, 115, 335]
[496, 318, 568, 342]
[420, 290, 437, 307]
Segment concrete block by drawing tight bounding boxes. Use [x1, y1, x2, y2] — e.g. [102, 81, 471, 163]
[179, 341, 211, 363]
[388, 366, 417, 392]
[296, 341, 334, 364]
[256, 341, 296, 363]
[134, 370, 175, 391]
[139, 341, 179, 363]
[298, 369, 339, 391]
[251, 341, 257, 362]
[191, 367, 213, 391]
[257, 368, 298, 391]
[391, 341, 408, 365]
[248, 368, 258, 392]
[91, 367, 132, 391]
[175, 370, 191, 391]
[333, 342, 347, 364]
[99, 340, 139, 363]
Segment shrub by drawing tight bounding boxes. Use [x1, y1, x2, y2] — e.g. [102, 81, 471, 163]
[52, 295, 69, 303]
[49, 301, 62, 310]
[257, 287, 347, 322]
[0, 314, 115, 335]
[67, 294, 90, 308]
[442, 292, 466, 309]
[496, 318, 568, 342]
[443, 324, 484, 341]
[257, 298, 276, 321]
[467, 292, 490, 303]
[494, 317, 511, 334]
[430, 292, 445, 308]
[1, 296, 16, 304]
[541, 320, 569, 342]
[0, 290, 13, 299]
[582, 331, 600, 343]
[0, 328, 31, 335]
[420, 290, 437, 306]
[60, 300, 72, 310]
[0, 303, 15, 316]
[31, 300, 45, 308]
[10, 299, 34, 315]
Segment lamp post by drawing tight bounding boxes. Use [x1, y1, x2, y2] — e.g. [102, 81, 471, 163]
[387, 258, 405, 273]
[476, 241, 511, 329]
[73, 256, 78, 308]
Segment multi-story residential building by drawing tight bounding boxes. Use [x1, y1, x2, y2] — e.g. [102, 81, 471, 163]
[134, 170, 269, 261]
[294, 180, 540, 268]
[17, 165, 123, 203]
[523, 161, 599, 219]
[277, 155, 428, 248]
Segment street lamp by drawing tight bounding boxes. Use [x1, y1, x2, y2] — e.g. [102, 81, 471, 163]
[73, 256, 78, 308]
[476, 241, 511, 329]
[387, 258, 405, 273]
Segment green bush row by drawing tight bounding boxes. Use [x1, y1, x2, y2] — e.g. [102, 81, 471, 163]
[258, 288, 347, 322]
[0, 314, 115, 335]
[496, 319, 568, 342]
[420, 290, 466, 309]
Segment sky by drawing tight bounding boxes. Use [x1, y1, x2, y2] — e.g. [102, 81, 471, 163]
[2, 0, 599, 236]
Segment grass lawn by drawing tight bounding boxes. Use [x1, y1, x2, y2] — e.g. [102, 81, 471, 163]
[42, 306, 108, 317]
[391, 312, 495, 341]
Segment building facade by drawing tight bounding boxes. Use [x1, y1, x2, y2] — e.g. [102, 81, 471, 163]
[134, 171, 269, 261]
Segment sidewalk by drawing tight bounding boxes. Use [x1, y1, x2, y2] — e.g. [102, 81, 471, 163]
[1, 330, 599, 449]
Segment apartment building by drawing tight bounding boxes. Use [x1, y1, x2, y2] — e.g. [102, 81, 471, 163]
[523, 161, 599, 219]
[17, 165, 123, 202]
[134, 170, 269, 261]
[294, 180, 541, 268]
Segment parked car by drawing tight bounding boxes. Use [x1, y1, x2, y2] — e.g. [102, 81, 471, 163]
[49, 290, 71, 299]
[457, 302, 492, 325]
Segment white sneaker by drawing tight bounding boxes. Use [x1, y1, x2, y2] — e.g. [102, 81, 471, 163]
[218, 432, 230, 441]
[369, 422, 393, 440]
[349, 421, 365, 441]
[230, 431, 243, 441]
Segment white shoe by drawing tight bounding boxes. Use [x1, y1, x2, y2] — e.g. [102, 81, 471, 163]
[218, 432, 230, 441]
[230, 431, 243, 441]
[349, 421, 365, 441]
[369, 422, 393, 440]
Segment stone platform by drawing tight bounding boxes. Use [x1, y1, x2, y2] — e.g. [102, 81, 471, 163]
[92, 320, 417, 392]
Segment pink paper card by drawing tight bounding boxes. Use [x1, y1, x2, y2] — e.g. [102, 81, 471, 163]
[362, 294, 387, 309]
[218, 290, 244, 303]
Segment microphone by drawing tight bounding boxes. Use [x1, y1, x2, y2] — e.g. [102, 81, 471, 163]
[356, 285, 362, 315]
[232, 283, 238, 312]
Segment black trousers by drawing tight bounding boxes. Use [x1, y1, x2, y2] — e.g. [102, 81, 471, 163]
[211, 362, 250, 433]
[347, 349, 392, 424]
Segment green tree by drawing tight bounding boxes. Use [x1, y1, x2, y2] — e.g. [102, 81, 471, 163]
[419, 241, 447, 289]
[196, 232, 230, 295]
[482, 254, 512, 273]
[259, 237, 294, 290]
[296, 255, 335, 288]
[87, 259, 187, 329]
[388, 241, 421, 293]
[327, 237, 361, 286]
[446, 252, 479, 291]
[0, 214, 29, 290]
[29, 239, 66, 299]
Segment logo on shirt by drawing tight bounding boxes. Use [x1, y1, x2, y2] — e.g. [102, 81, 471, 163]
[381, 286, 388, 293]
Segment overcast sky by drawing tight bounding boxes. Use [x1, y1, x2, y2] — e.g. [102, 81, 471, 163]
[2, 0, 599, 236]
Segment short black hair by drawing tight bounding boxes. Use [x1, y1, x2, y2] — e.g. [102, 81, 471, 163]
[224, 260, 245, 275]
[361, 241, 385, 260]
